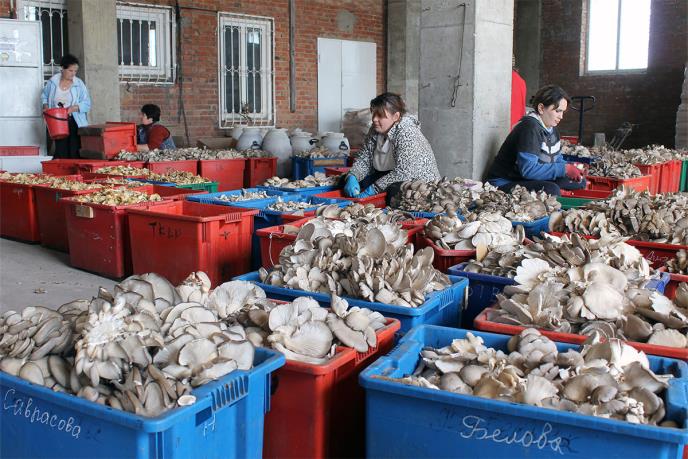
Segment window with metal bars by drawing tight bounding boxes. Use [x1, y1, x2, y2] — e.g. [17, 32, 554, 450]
[219, 13, 274, 126]
[116, 3, 175, 84]
[19, 0, 69, 79]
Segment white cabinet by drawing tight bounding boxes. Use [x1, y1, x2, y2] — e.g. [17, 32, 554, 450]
[317, 38, 376, 134]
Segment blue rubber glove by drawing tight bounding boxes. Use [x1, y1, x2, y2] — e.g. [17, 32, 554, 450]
[356, 185, 377, 198]
[343, 174, 360, 197]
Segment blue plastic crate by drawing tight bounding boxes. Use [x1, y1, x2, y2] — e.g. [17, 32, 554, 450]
[185, 188, 299, 208]
[447, 263, 515, 328]
[0, 348, 285, 459]
[234, 271, 468, 334]
[359, 325, 688, 459]
[292, 156, 348, 180]
[562, 154, 600, 164]
[512, 215, 550, 238]
[256, 184, 338, 197]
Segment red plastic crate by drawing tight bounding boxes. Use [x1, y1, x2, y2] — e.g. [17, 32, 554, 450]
[244, 157, 277, 187]
[474, 307, 687, 360]
[198, 158, 246, 191]
[256, 217, 424, 270]
[41, 159, 82, 176]
[659, 159, 682, 193]
[324, 166, 351, 177]
[633, 163, 662, 194]
[415, 236, 475, 273]
[0, 146, 39, 156]
[75, 160, 146, 173]
[145, 160, 198, 175]
[263, 318, 401, 459]
[560, 135, 579, 144]
[63, 186, 169, 278]
[35, 181, 102, 252]
[314, 189, 387, 208]
[586, 174, 652, 193]
[79, 122, 137, 159]
[0, 181, 40, 242]
[126, 201, 258, 286]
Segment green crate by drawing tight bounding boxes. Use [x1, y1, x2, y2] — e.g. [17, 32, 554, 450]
[176, 181, 219, 193]
[681, 159, 688, 192]
[557, 196, 597, 209]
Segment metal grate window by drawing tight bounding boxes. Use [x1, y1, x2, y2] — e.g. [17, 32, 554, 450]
[19, 0, 69, 79]
[219, 13, 274, 126]
[117, 3, 176, 84]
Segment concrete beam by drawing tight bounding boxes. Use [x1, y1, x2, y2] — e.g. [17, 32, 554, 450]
[418, 0, 513, 181]
[387, 0, 421, 114]
[514, 0, 541, 103]
[67, 0, 120, 124]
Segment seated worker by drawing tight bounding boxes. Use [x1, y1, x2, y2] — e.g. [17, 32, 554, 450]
[486, 84, 585, 196]
[344, 92, 441, 199]
[137, 104, 176, 151]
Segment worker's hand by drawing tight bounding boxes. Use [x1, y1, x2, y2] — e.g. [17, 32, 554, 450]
[137, 144, 150, 152]
[356, 185, 377, 198]
[343, 174, 360, 197]
[565, 163, 583, 182]
[67, 105, 79, 114]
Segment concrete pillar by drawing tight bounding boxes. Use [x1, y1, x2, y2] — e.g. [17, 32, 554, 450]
[418, 0, 514, 180]
[676, 63, 688, 149]
[514, 0, 542, 102]
[67, 0, 120, 124]
[387, 0, 421, 114]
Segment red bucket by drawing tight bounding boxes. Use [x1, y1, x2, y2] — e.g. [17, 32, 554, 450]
[43, 108, 69, 140]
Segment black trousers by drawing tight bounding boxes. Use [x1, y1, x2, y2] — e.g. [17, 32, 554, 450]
[497, 177, 587, 196]
[53, 116, 80, 159]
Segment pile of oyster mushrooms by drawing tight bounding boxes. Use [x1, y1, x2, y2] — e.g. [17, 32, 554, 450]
[561, 141, 593, 159]
[384, 328, 677, 427]
[240, 149, 274, 158]
[266, 197, 318, 213]
[423, 212, 524, 251]
[624, 145, 683, 165]
[391, 177, 487, 214]
[462, 233, 653, 281]
[550, 188, 688, 245]
[313, 202, 417, 226]
[116, 147, 244, 162]
[147, 170, 211, 185]
[292, 146, 348, 159]
[0, 273, 260, 417]
[486, 253, 688, 348]
[215, 189, 272, 202]
[236, 294, 386, 364]
[259, 217, 451, 307]
[666, 249, 688, 275]
[94, 165, 151, 176]
[262, 172, 339, 189]
[469, 185, 560, 222]
[0, 173, 72, 185]
[587, 150, 643, 178]
[73, 188, 163, 206]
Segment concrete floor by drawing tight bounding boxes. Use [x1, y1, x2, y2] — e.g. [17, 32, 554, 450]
[0, 238, 116, 313]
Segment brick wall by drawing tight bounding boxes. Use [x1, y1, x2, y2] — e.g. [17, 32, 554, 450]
[538, 0, 687, 148]
[118, 0, 386, 144]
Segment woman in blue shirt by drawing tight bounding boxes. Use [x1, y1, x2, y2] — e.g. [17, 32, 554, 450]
[487, 85, 584, 196]
[41, 54, 92, 159]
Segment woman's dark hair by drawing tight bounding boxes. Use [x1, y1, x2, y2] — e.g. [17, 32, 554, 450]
[60, 54, 79, 69]
[141, 104, 161, 123]
[370, 92, 407, 118]
[532, 85, 571, 111]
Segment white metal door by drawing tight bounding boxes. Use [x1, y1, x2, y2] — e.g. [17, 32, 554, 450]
[317, 38, 376, 134]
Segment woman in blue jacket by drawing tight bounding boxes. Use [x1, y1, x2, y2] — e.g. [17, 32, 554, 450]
[487, 85, 584, 196]
[41, 54, 92, 159]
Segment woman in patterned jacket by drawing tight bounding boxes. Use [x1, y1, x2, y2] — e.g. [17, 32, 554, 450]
[343, 93, 441, 199]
